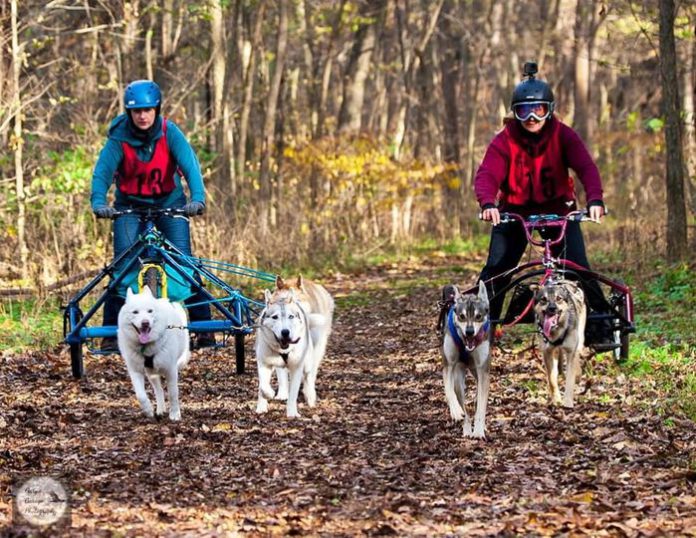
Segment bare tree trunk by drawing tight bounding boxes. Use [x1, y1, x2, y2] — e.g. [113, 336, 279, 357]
[237, 2, 265, 188]
[11, 0, 27, 279]
[121, 0, 140, 80]
[162, 0, 174, 59]
[209, 0, 227, 190]
[659, 0, 688, 261]
[573, 0, 591, 143]
[0, 3, 7, 147]
[683, 15, 696, 215]
[392, 0, 444, 160]
[145, 7, 155, 80]
[258, 1, 288, 235]
[338, 0, 386, 134]
[537, 0, 562, 71]
[439, 0, 461, 239]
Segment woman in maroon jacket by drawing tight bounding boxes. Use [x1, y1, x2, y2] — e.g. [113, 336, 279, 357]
[475, 62, 614, 350]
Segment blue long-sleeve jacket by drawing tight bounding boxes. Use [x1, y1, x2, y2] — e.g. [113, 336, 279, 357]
[90, 114, 205, 209]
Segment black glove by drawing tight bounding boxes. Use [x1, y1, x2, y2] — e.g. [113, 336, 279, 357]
[94, 205, 116, 219]
[183, 201, 205, 216]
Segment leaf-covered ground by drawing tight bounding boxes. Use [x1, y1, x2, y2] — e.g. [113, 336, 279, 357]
[1, 259, 695, 536]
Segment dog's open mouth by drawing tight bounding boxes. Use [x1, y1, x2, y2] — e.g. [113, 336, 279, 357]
[276, 336, 300, 350]
[542, 313, 559, 338]
[463, 337, 478, 352]
[133, 323, 152, 345]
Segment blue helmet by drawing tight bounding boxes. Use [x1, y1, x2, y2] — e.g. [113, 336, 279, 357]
[124, 80, 161, 110]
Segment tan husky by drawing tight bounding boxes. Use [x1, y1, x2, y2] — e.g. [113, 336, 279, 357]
[531, 279, 587, 408]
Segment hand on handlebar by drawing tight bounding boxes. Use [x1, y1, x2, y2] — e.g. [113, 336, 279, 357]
[588, 204, 604, 223]
[93, 205, 116, 219]
[182, 201, 205, 217]
[480, 207, 501, 226]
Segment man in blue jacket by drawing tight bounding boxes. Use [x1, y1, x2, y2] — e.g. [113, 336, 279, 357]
[91, 80, 212, 352]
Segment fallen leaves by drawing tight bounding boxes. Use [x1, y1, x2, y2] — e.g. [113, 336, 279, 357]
[1, 259, 695, 535]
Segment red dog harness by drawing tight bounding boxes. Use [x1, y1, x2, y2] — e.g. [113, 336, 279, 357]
[116, 119, 177, 197]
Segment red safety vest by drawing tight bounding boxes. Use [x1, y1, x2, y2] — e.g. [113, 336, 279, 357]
[502, 121, 575, 206]
[116, 119, 177, 197]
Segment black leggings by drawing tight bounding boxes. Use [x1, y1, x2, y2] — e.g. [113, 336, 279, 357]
[478, 220, 607, 321]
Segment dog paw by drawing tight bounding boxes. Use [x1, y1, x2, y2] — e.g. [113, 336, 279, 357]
[169, 411, 181, 421]
[449, 408, 465, 422]
[562, 400, 575, 409]
[471, 427, 486, 439]
[286, 408, 301, 419]
[260, 386, 275, 400]
[256, 400, 269, 414]
[274, 390, 288, 401]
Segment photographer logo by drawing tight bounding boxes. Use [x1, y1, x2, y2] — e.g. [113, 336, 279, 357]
[15, 476, 69, 527]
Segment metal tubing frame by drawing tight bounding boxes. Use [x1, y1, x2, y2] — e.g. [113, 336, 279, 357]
[64, 228, 259, 345]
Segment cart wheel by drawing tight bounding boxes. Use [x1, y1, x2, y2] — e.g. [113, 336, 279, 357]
[611, 281, 630, 363]
[71, 344, 84, 379]
[64, 306, 85, 379]
[143, 266, 160, 296]
[235, 333, 245, 374]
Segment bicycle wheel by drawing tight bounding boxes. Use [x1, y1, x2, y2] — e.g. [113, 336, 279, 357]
[143, 266, 160, 297]
[235, 332, 245, 374]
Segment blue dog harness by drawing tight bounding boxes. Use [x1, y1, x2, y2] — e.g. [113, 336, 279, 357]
[447, 306, 490, 362]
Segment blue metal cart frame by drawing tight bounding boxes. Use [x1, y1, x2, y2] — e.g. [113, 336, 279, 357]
[63, 208, 276, 378]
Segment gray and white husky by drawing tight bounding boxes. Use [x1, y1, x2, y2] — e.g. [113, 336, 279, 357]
[531, 279, 587, 408]
[117, 287, 190, 421]
[255, 287, 329, 418]
[440, 281, 491, 438]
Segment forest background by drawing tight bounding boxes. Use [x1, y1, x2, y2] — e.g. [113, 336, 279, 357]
[0, 0, 694, 303]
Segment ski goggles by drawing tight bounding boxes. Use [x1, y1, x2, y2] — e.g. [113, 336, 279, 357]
[513, 101, 552, 122]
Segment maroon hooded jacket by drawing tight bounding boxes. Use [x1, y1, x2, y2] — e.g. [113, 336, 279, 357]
[474, 116, 604, 217]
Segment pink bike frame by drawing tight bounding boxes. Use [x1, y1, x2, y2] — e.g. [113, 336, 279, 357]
[472, 211, 634, 328]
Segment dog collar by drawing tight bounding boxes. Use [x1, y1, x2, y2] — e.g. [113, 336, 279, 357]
[143, 353, 155, 369]
[447, 307, 490, 360]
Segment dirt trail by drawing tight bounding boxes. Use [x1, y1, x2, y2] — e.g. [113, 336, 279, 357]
[1, 259, 695, 536]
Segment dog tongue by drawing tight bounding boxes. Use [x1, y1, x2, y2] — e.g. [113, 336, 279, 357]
[543, 314, 558, 338]
[138, 327, 151, 345]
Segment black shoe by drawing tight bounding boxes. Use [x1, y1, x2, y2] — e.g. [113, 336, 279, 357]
[100, 337, 119, 354]
[586, 318, 620, 352]
[193, 334, 216, 349]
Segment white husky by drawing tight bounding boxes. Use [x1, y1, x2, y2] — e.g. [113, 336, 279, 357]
[117, 286, 190, 421]
[255, 278, 333, 417]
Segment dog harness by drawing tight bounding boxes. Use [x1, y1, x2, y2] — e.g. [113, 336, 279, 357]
[447, 307, 490, 361]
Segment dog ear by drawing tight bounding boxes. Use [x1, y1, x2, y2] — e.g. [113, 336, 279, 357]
[275, 275, 286, 290]
[264, 289, 273, 303]
[142, 286, 153, 297]
[477, 281, 488, 302]
[126, 286, 134, 299]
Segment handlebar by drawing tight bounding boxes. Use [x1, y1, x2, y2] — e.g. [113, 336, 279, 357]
[96, 207, 192, 220]
[498, 210, 592, 225]
[478, 210, 596, 248]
